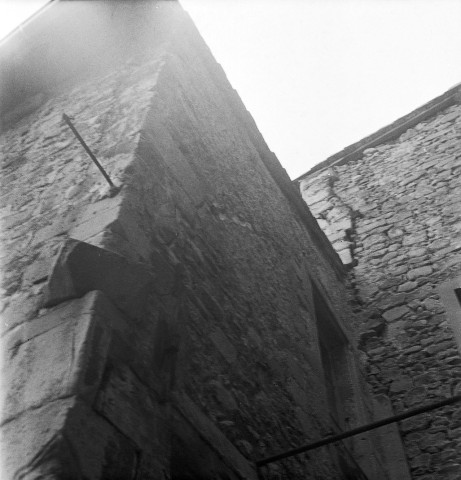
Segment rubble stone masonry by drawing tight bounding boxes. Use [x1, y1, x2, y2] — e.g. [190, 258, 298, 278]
[0, 1, 391, 479]
[299, 90, 461, 480]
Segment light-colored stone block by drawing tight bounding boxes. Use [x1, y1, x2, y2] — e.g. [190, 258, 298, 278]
[0, 292, 115, 424]
[382, 305, 409, 322]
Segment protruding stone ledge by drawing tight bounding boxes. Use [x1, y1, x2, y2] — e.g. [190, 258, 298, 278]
[42, 238, 153, 321]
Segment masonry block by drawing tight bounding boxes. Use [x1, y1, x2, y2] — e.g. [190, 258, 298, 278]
[0, 291, 128, 424]
[140, 112, 209, 207]
[171, 391, 258, 480]
[1, 396, 146, 480]
[64, 400, 142, 480]
[69, 203, 123, 243]
[95, 362, 170, 450]
[0, 398, 80, 480]
[373, 395, 412, 479]
[42, 239, 152, 321]
[0, 288, 168, 479]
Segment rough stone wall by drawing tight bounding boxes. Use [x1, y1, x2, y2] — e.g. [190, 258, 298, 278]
[299, 98, 461, 479]
[0, 2, 392, 479]
[0, 10, 174, 475]
[128, 21, 387, 478]
[0, 54, 161, 322]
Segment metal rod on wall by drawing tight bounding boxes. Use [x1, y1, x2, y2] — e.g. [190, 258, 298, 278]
[256, 394, 461, 467]
[62, 113, 115, 188]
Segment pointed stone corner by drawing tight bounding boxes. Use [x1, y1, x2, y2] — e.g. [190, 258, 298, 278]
[0, 290, 137, 480]
[0, 398, 79, 480]
[42, 238, 153, 320]
[1, 397, 146, 480]
[0, 291, 129, 425]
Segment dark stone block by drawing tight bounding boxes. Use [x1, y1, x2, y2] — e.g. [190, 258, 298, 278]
[42, 239, 153, 321]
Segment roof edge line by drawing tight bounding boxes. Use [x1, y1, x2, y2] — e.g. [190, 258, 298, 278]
[295, 84, 461, 182]
[0, 0, 55, 47]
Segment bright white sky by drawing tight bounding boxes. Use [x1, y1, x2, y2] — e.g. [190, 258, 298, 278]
[1, 0, 461, 178]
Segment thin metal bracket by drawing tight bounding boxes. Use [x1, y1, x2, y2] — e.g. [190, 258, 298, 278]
[62, 113, 116, 189]
[256, 394, 461, 467]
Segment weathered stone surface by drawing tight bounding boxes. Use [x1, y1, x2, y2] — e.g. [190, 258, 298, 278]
[42, 239, 152, 321]
[65, 400, 142, 480]
[171, 392, 258, 480]
[382, 276, 405, 289]
[429, 238, 451, 251]
[389, 376, 413, 393]
[401, 414, 431, 433]
[68, 202, 123, 244]
[299, 96, 461, 479]
[0, 398, 80, 480]
[408, 247, 428, 258]
[373, 394, 413, 479]
[1, 290, 43, 335]
[422, 297, 444, 313]
[21, 256, 55, 286]
[95, 363, 169, 450]
[407, 266, 433, 280]
[383, 305, 410, 322]
[209, 329, 237, 364]
[404, 387, 427, 407]
[388, 227, 405, 239]
[1, 1, 433, 479]
[0, 291, 127, 424]
[337, 247, 353, 265]
[308, 188, 330, 204]
[378, 293, 407, 311]
[398, 281, 418, 292]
